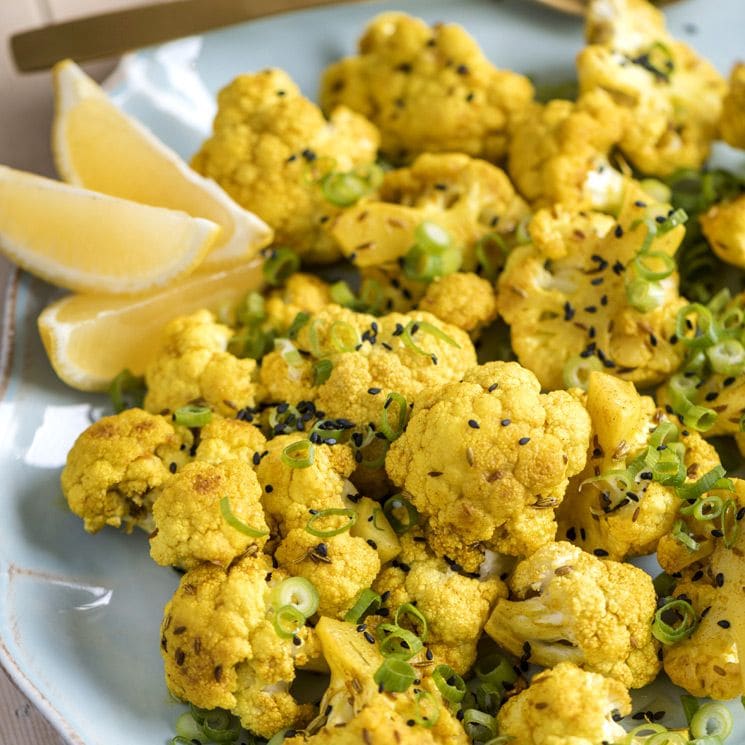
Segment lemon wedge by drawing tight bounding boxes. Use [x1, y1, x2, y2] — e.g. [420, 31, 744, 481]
[0, 164, 220, 294]
[52, 59, 273, 268]
[38, 260, 263, 391]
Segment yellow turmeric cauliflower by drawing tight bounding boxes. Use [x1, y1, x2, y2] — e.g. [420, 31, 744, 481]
[319, 12, 533, 163]
[260, 305, 475, 426]
[498, 188, 687, 390]
[144, 310, 258, 417]
[285, 617, 469, 745]
[149, 459, 268, 569]
[330, 152, 529, 272]
[160, 555, 315, 738]
[496, 661, 631, 745]
[508, 89, 629, 210]
[720, 62, 745, 149]
[418, 272, 499, 336]
[386, 361, 591, 571]
[373, 532, 507, 674]
[485, 541, 660, 688]
[265, 273, 333, 331]
[61, 408, 179, 534]
[577, 0, 726, 176]
[557, 372, 718, 561]
[192, 68, 380, 263]
[275, 528, 380, 619]
[192, 416, 267, 466]
[700, 194, 745, 270]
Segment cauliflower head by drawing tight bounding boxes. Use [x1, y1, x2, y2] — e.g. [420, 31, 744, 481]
[330, 152, 529, 273]
[485, 541, 660, 688]
[497, 188, 687, 390]
[557, 372, 717, 561]
[496, 661, 631, 745]
[192, 68, 380, 263]
[61, 408, 179, 533]
[160, 555, 315, 737]
[265, 273, 333, 331]
[144, 310, 258, 417]
[150, 459, 268, 569]
[700, 194, 745, 270]
[417, 272, 499, 336]
[720, 62, 745, 149]
[192, 415, 267, 466]
[507, 89, 629, 211]
[373, 532, 507, 674]
[386, 361, 591, 571]
[319, 12, 533, 163]
[284, 617, 469, 745]
[260, 305, 476, 427]
[577, 0, 726, 176]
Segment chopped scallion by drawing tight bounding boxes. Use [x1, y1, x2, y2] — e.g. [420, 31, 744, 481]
[173, 404, 212, 428]
[373, 657, 416, 693]
[281, 440, 315, 468]
[306, 507, 357, 537]
[219, 496, 269, 538]
[263, 247, 301, 286]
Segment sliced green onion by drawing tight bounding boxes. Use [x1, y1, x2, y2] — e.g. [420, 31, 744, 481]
[320, 171, 371, 207]
[672, 519, 700, 552]
[681, 694, 700, 727]
[237, 291, 266, 326]
[309, 419, 346, 444]
[692, 495, 724, 522]
[329, 321, 358, 353]
[681, 403, 717, 433]
[678, 466, 728, 500]
[516, 216, 532, 245]
[288, 312, 310, 339]
[652, 597, 698, 644]
[626, 277, 666, 312]
[376, 623, 424, 659]
[380, 392, 408, 441]
[708, 288, 733, 315]
[675, 304, 719, 349]
[649, 421, 680, 448]
[312, 358, 333, 386]
[656, 207, 688, 234]
[344, 588, 381, 623]
[219, 496, 269, 538]
[562, 354, 603, 390]
[273, 604, 306, 639]
[189, 704, 209, 725]
[415, 221, 452, 252]
[633, 250, 676, 281]
[653, 572, 677, 598]
[474, 653, 518, 690]
[273, 577, 320, 618]
[414, 690, 440, 729]
[475, 232, 510, 280]
[433, 664, 467, 703]
[263, 247, 300, 286]
[395, 602, 428, 641]
[173, 404, 212, 428]
[109, 368, 146, 413]
[359, 278, 385, 314]
[275, 338, 304, 368]
[383, 495, 419, 534]
[707, 339, 745, 375]
[667, 373, 699, 409]
[646, 732, 688, 745]
[267, 730, 289, 745]
[330, 280, 358, 309]
[402, 320, 460, 356]
[281, 440, 315, 469]
[201, 709, 240, 743]
[373, 657, 416, 693]
[690, 703, 733, 740]
[640, 178, 672, 204]
[306, 507, 357, 537]
[174, 711, 203, 741]
[229, 326, 274, 360]
[463, 709, 497, 741]
[625, 723, 668, 743]
[170, 737, 196, 745]
[358, 438, 390, 470]
[721, 499, 741, 548]
[403, 243, 461, 281]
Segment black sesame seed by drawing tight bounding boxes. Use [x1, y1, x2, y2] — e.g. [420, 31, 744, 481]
[718, 620, 731, 629]
[593, 548, 609, 557]
[566, 527, 577, 541]
[488, 383, 499, 392]
[614, 225, 624, 238]
[468, 419, 480, 429]
[169, 462, 177, 474]
[501, 418, 511, 426]
[368, 387, 382, 395]
[518, 437, 530, 445]
[716, 573, 725, 588]
[265, 484, 274, 493]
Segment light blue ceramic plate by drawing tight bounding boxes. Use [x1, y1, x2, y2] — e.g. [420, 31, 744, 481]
[2, 1, 745, 743]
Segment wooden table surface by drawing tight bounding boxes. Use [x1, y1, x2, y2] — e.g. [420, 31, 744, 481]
[0, 3, 144, 742]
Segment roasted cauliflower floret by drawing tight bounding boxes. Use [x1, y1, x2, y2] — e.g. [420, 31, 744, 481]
[275, 528, 380, 619]
[160, 556, 314, 737]
[386, 361, 591, 571]
[192, 416, 267, 466]
[192, 68, 380, 263]
[577, 0, 726, 176]
[144, 310, 258, 417]
[319, 12, 533, 163]
[496, 661, 631, 745]
[700, 195, 745, 270]
[485, 541, 660, 688]
[260, 305, 476, 426]
[285, 617, 469, 745]
[498, 189, 686, 390]
[331, 152, 529, 274]
[557, 372, 718, 561]
[373, 533, 506, 674]
[720, 62, 745, 149]
[265, 273, 333, 330]
[150, 459, 268, 569]
[508, 89, 629, 210]
[418, 272, 499, 336]
[61, 408, 179, 533]
[256, 433, 356, 535]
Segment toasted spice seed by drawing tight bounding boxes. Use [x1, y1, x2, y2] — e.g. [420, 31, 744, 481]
[173, 626, 186, 635]
[580, 528, 587, 541]
[428, 471, 443, 477]
[368, 387, 382, 395]
[488, 383, 499, 392]
[566, 527, 577, 541]
[518, 437, 530, 445]
[714, 665, 727, 676]
[213, 664, 223, 682]
[293, 636, 302, 646]
[719, 619, 732, 628]
[501, 418, 511, 426]
[593, 548, 609, 557]
[175, 649, 186, 666]
[716, 573, 725, 587]
[555, 565, 573, 576]
[468, 419, 480, 429]
[466, 447, 475, 465]
[364, 631, 376, 644]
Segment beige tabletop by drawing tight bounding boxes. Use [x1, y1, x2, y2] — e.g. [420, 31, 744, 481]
[0, 3, 144, 742]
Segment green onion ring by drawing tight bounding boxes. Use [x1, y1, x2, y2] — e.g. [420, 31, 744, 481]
[395, 602, 428, 641]
[201, 709, 240, 743]
[415, 221, 453, 252]
[373, 657, 416, 693]
[266, 730, 290, 745]
[626, 277, 666, 312]
[108, 368, 146, 413]
[633, 250, 676, 281]
[312, 359, 333, 386]
[414, 690, 440, 729]
[402, 320, 460, 356]
[462, 709, 497, 741]
[219, 496, 269, 538]
[690, 702, 734, 740]
[273, 604, 306, 639]
[376, 623, 424, 659]
[646, 732, 688, 745]
[237, 291, 266, 326]
[275, 338, 304, 368]
[263, 247, 301, 287]
[675, 303, 719, 349]
[432, 664, 467, 703]
[330, 280, 358, 308]
[672, 519, 700, 552]
[706, 339, 745, 376]
[474, 652, 518, 690]
[403, 243, 461, 282]
[678, 466, 728, 500]
[383, 495, 420, 534]
[652, 598, 698, 644]
[273, 576, 320, 618]
[692, 495, 724, 522]
[562, 354, 603, 391]
[681, 403, 717, 433]
[380, 392, 408, 441]
[329, 321, 359, 353]
[287, 312, 310, 340]
[174, 712, 203, 741]
[281, 440, 315, 469]
[721, 499, 741, 548]
[344, 588, 382, 623]
[649, 421, 680, 448]
[306, 508, 357, 537]
[173, 404, 212, 428]
[320, 171, 371, 207]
